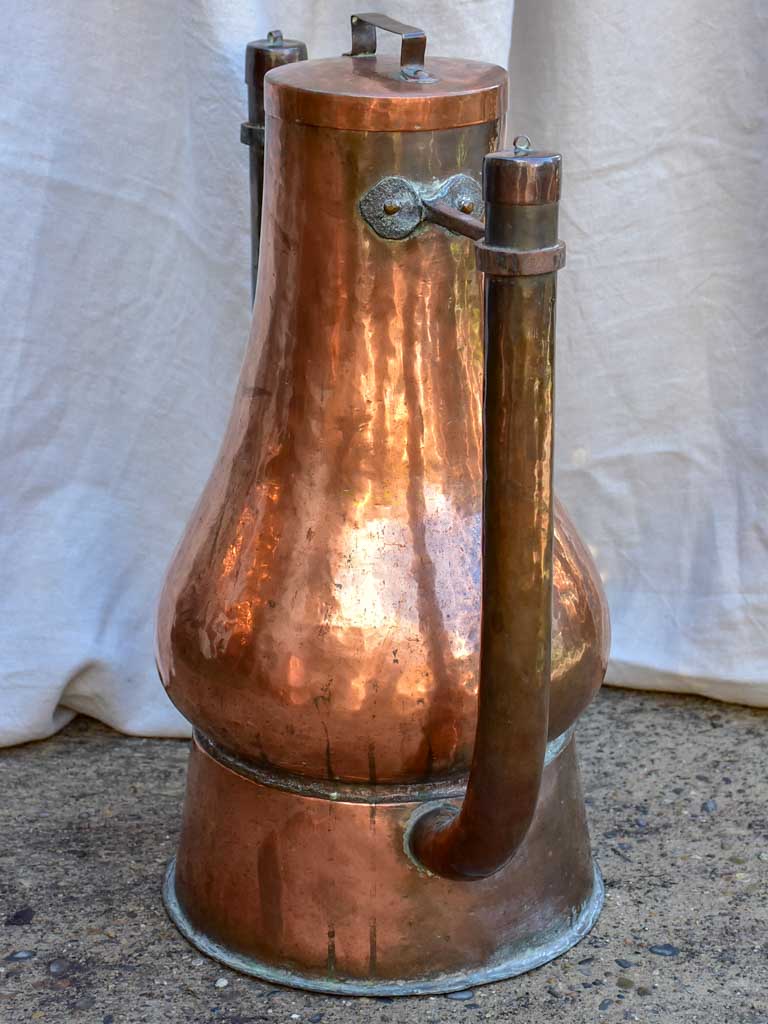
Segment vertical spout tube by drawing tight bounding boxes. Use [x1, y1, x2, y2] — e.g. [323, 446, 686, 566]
[410, 148, 564, 881]
[241, 31, 307, 303]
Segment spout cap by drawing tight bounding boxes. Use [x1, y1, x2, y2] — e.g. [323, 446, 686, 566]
[245, 30, 308, 124]
[245, 31, 308, 84]
[483, 149, 562, 206]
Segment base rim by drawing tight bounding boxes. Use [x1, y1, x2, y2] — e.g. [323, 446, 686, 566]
[162, 858, 604, 997]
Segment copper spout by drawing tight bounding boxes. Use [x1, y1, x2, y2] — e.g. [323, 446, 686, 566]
[410, 149, 563, 880]
[241, 30, 307, 302]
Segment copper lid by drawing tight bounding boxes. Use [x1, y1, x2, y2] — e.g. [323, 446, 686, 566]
[265, 56, 508, 132]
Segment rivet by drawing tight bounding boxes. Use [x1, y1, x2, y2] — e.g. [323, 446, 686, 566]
[459, 201, 475, 214]
[383, 202, 401, 216]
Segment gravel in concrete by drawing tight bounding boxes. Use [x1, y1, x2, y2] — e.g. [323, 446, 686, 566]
[1, 688, 766, 1023]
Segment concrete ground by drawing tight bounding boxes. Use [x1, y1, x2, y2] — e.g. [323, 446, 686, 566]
[1, 687, 766, 1024]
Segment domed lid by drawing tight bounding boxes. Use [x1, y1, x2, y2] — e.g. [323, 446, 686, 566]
[264, 14, 507, 132]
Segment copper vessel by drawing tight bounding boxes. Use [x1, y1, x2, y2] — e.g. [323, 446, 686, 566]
[158, 13, 610, 995]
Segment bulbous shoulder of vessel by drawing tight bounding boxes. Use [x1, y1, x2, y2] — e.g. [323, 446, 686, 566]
[157, 493, 608, 785]
[551, 499, 610, 738]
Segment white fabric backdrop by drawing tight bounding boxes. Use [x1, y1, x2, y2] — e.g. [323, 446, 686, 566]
[1, 1, 766, 747]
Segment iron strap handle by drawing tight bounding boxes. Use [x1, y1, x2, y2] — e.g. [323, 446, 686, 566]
[409, 148, 562, 880]
[348, 13, 437, 82]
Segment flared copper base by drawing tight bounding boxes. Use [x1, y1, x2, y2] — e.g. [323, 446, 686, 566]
[163, 736, 603, 996]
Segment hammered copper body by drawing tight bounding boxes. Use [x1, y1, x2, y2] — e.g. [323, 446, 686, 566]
[157, 112, 608, 783]
[158, 26, 609, 994]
